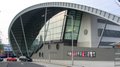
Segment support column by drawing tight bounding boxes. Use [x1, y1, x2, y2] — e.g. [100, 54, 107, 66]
[20, 16, 29, 57]
[44, 7, 47, 59]
[11, 30, 23, 56]
[98, 23, 107, 48]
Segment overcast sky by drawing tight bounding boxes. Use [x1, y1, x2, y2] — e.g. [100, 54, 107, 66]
[0, 0, 75, 44]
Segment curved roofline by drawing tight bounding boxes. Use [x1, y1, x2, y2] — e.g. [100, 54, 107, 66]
[9, 2, 120, 32]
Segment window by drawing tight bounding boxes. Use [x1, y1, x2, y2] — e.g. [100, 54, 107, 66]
[99, 42, 114, 46]
[36, 10, 67, 42]
[98, 29, 120, 37]
[64, 10, 82, 40]
[64, 33, 71, 39]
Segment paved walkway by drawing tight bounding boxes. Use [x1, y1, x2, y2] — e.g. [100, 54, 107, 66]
[33, 62, 69, 67]
[33, 59, 114, 67]
[0, 62, 44, 67]
[33, 60, 81, 67]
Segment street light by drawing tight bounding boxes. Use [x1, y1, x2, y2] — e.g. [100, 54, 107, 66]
[48, 30, 51, 62]
[44, 7, 47, 60]
[65, 15, 74, 65]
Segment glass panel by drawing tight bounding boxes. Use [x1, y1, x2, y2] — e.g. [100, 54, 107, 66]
[99, 42, 114, 46]
[98, 29, 120, 37]
[66, 19, 72, 26]
[74, 26, 79, 33]
[66, 26, 72, 32]
[74, 20, 80, 26]
[64, 10, 82, 40]
[73, 33, 78, 40]
[65, 33, 72, 39]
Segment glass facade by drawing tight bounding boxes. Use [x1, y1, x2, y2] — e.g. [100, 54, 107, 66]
[99, 42, 114, 46]
[97, 19, 120, 47]
[35, 10, 67, 42]
[30, 10, 83, 53]
[64, 10, 82, 40]
[98, 29, 120, 37]
[29, 10, 67, 55]
[29, 10, 68, 55]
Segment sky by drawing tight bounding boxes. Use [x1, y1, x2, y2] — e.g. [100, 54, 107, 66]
[0, 0, 75, 44]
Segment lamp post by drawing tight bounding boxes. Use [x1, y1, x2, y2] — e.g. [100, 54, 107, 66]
[65, 15, 74, 65]
[44, 7, 47, 60]
[48, 30, 51, 62]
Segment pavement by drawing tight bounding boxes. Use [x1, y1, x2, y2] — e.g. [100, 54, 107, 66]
[33, 59, 115, 67]
[33, 60, 83, 67]
[0, 62, 44, 67]
[0, 59, 115, 67]
[33, 62, 67, 67]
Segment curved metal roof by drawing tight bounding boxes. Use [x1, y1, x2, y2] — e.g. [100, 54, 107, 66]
[72, 0, 120, 17]
[8, 2, 120, 56]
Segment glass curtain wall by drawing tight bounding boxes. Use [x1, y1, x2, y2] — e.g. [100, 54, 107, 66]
[38, 10, 67, 41]
[45, 10, 67, 41]
[97, 19, 120, 47]
[29, 10, 67, 55]
[64, 10, 82, 40]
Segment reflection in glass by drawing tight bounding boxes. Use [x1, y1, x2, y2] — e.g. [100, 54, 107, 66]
[64, 10, 82, 40]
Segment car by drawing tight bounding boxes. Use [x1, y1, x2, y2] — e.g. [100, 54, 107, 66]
[26, 56, 32, 62]
[19, 56, 33, 62]
[6, 57, 17, 61]
[0, 57, 3, 62]
[19, 56, 27, 62]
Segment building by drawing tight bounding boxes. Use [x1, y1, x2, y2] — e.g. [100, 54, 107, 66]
[8, 0, 120, 66]
[0, 44, 13, 58]
[0, 44, 4, 56]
